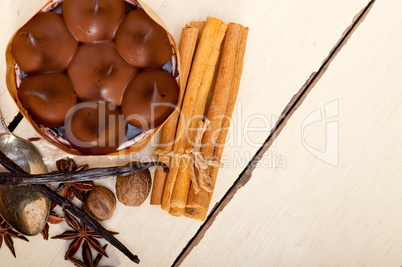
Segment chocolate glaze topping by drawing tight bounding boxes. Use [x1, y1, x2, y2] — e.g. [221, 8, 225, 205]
[18, 73, 78, 128]
[121, 69, 179, 130]
[115, 10, 173, 69]
[62, 0, 126, 42]
[67, 41, 138, 106]
[11, 12, 78, 74]
[12, 0, 179, 155]
[65, 102, 127, 155]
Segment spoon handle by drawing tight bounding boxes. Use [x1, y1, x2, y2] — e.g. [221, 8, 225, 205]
[0, 110, 11, 135]
[0, 150, 140, 264]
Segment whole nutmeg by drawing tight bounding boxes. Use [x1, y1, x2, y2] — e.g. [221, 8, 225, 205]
[84, 186, 116, 221]
[116, 169, 152, 206]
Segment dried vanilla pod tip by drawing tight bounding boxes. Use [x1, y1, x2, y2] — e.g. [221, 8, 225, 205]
[11, 12, 78, 74]
[67, 41, 139, 106]
[84, 186, 116, 221]
[18, 73, 78, 128]
[62, 0, 126, 42]
[116, 168, 152, 207]
[65, 101, 127, 155]
[115, 10, 173, 69]
[121, 69, 179, 130]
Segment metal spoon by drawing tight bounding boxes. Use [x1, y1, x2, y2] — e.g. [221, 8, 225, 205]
[0, 111, 50, 236]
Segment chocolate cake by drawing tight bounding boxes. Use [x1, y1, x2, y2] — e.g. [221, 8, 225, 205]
[7, 0, 180, 155]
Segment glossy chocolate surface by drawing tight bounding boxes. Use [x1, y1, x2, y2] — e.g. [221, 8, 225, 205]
[12, 0, 178, 155]
[67, 41, 138, 106]
[62, 0, 125, 42]
[64, 101, 127, 155]
[115, 10, 173, 69]
[121, 69, 179, 130]
[18, 73, 77, 128]
[11, 12, 78, 74]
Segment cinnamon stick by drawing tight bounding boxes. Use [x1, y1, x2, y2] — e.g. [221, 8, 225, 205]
[189, 21, 206, 43]
[190, 20, 220, 114]
[156, 22, 204, 208]
[169, 207, 185, 217]
[150, 25, 198, 205]
[185, 23, 249, 221]
[161, 17, 227, 211]
[165, 17, 228, 213]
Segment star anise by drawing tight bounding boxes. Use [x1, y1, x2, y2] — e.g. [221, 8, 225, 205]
[52, 210, 118, 260]
[55, 158, 96, 201]
[41, 201, 64, 240]
[0, 216, 29, 257]
[68, 240, 107, 267]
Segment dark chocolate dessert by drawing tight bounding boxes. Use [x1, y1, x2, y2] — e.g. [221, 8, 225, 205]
[115, 10, 173, 69]
[11, 12, 78, 74]
[65, 101, 127, 155]
[18, 73, 77, 128]
[67, 41, 138, 106]
[63, 0, 126, 42]
[122, 69, 179, 130]
[9, 0, 179, 155]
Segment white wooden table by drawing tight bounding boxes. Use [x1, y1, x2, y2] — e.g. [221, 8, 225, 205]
[1, 0, 402, 266]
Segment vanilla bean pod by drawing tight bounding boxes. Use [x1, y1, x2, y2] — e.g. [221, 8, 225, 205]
[0, 150, 143, 263]
[0, 161, 169, 185]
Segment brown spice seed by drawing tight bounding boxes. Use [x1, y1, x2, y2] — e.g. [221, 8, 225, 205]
[84, 186, 116, 221]
[116, 169, 152, 207]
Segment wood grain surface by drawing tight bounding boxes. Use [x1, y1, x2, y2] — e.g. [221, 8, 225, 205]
[1, 0, 400, 266]
[181, 0, 402, 266]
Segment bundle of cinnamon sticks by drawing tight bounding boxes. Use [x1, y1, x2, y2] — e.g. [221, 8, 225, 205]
[150, 17, 249, 221]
